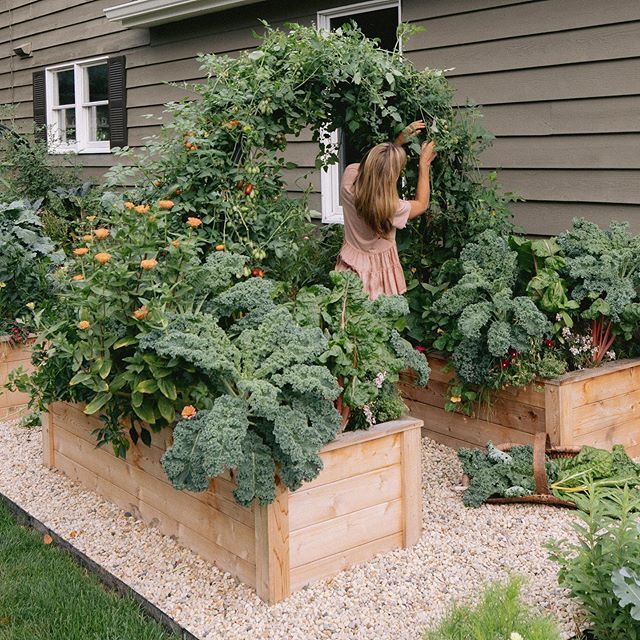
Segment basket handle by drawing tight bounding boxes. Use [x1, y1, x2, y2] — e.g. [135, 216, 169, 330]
[533, 431, 551, 495]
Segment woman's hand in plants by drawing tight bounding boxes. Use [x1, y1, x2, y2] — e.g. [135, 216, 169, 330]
[420, 141, 437, 169]
[395, 120, 426, 145]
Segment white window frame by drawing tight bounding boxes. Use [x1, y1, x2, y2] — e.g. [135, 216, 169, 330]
[317, 0, 401, 223]
[45, 56, 111, 155]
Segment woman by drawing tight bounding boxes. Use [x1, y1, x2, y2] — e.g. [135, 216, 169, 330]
[335, 120, 436, 300]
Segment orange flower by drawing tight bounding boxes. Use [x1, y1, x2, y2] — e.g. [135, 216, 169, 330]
[158, 200, 174, 210]
[181, 405, 197, 420]
[171, 240, 180, 249]
[140, 258, 158, 270]
[82, 234, 93, 242]
[78, 320, 91, 330]
[73, 247, 89, 256]
[134, 204, 150, 215]
[94, 228, 110, 240]
[133, 306, 149, 320]
[123, 201, 135, 210]
[186, 217, 202, 228]
[215, 244, 225, 251]
[251, 267, 265, 278]
[95, 252, 112, 264]
[72, 274, 85, 281]
[153, 180, 162, 187]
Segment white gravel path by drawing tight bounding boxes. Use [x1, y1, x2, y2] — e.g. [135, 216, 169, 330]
[0, 420, 581, 639]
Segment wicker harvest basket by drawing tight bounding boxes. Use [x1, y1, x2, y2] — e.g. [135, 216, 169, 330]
[462, 431, 581, 509]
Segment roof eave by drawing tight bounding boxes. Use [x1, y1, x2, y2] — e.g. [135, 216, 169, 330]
[104, 0, 263, 28]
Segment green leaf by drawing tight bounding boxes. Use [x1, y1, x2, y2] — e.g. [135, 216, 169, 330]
[157, 397, 176, 423]
[114, 336, 138, 349]
[69, 372, 92, 386]
[157, 377, 177, 401]
[133, 400, 157, 425]
[136, 379, 159, 394]
[84, 392, 113, 415]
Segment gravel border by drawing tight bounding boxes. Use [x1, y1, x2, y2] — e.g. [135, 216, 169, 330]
[0, 420, 582, 639]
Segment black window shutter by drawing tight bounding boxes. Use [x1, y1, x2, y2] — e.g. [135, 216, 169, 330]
[107, 55, 127, 148]
[32, 70, 47, 141]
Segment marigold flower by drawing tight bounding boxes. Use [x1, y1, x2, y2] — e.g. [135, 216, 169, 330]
[186, 217, 202, 228]
[158, 200, 174, 210]
[78, 320, 91, 330]
[82, 234, 93, 242]
[450, 395, 462, 403]
[124, 201, 135, 210]
[215, 244, 225, 251]
[95, 252, 112, 264]
[133, 306, 149, 320]
[181, 405, 197, 420]
[72, 274, 84, 281]
[73, 247, 89, 256]
[94, 228, 110, 240]
[171, 240, 180, 249]
[140, 258, 158, 270]
[134, 204, 150, 215]
[86, 215, 97, 221]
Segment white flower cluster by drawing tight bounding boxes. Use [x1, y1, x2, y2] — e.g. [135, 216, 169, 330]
[363, 404, 376, 428]
[374, 370, 387, 389]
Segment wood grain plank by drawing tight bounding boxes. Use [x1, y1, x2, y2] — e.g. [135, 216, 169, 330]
[401, 426, 422, 547]
[53, 450, 256, 585]
[52, 425, 256, 562]
[572, 418, 640, 452]
[289, 464, 401, 532]
[289, 532, 403, 591]
[254, 481, 289, 603]
[564, 363, 640, 406]
[572, 388, 640, 437]
[290, 499, 402, 568]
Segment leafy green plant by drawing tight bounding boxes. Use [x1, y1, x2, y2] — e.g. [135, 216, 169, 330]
[423, 575, 561, 640]
[0, 199, 64, 335]
[290, 270, 429, 428]
[548, 486, 640, 640]
[613, 567, 640, 621]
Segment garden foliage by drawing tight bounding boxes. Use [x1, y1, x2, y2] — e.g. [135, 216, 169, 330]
[548, 486, 640, 640]
[423, 575, 561, 640]
[0, 199, 64, 336]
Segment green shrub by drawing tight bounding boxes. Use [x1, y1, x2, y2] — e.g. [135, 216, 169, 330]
[548, 486, 640, 640]
[423, 575, 561, 640]
[0, 199, 64, 335]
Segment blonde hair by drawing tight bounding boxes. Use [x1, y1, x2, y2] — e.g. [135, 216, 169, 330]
[354, 142, 407, 237]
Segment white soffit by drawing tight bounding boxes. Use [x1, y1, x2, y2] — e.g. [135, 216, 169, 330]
[105, 0, 264, 28]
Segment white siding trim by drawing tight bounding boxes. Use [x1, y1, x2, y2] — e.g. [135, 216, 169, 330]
[105, 0, 263, 28]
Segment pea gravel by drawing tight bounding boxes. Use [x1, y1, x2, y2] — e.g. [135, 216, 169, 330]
[0, 419, 582, 639]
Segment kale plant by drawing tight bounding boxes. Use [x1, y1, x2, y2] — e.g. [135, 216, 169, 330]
[141, 277, 341, 506]
[290, 270, 429, 428]
[435, 230, 555, 390]
[0, 199, 64, 335]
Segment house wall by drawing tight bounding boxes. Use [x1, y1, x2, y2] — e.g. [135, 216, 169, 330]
[1, 0, 639, 234]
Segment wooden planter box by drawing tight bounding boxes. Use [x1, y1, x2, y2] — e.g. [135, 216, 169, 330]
[42, 401, 423, 603]
[399, 354, 640, 457]
[0, 336, 34, 420]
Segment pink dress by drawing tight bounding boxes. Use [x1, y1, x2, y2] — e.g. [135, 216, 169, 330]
[335, 163, 411, 300]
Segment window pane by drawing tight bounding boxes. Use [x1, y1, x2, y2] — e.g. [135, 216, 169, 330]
[87, 64, 108, 102]
[56, 69, 75, 106]
[87, 104, 110, 142]
[56, 108, 76, 144]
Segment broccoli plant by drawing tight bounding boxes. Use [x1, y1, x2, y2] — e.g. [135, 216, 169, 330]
[290, 270, 429, 429]
[140, 276, 341, 506]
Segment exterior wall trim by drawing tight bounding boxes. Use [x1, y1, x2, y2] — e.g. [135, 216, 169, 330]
[104, 0, 263, 28]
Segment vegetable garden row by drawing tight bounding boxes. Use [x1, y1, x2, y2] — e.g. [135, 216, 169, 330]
[1, 24, 640, 634]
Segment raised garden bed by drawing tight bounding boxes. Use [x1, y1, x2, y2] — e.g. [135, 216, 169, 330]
[42, 401, 423, 603]
[0, 336, 34, 420]
[399, 354, 640, 457]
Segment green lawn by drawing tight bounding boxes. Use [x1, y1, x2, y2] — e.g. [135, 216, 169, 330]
[0, 504, 178, 640]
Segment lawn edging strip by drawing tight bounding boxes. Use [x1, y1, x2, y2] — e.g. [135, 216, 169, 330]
[0, 490, 198, 640]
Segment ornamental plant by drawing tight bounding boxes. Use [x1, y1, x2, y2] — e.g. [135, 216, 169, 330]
[0, 199, 64, 337]
[107, 23, 514, 290]
[290, 270, 429, 429]
[548, 485, 640, 640]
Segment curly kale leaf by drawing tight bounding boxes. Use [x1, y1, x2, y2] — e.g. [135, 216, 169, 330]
[233, 431, 277, 506]
[459, 229, 517, 290]
[161, 395, 249, 492]
[390, 330, 430, 386]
